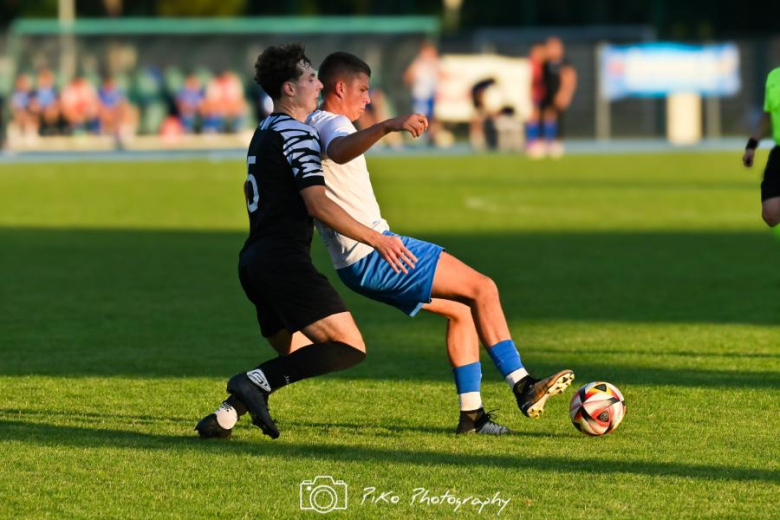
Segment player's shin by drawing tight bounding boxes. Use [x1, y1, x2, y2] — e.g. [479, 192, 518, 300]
[453, 361, 482, 412]
[486, 339, 528, 388]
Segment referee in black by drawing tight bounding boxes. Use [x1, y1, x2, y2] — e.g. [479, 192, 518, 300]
[196, 43, 416, 439]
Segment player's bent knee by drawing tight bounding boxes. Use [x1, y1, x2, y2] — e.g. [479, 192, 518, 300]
[475, 275, 500, 302]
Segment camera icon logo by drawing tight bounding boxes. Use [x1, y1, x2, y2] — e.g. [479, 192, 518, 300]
[299, 476, 348, 514]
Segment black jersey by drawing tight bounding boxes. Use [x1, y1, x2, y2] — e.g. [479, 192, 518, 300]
[239, 113, 325, 265]
[542, 59, 567, 100]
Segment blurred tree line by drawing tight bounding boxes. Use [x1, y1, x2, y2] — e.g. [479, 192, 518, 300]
[0, 0, 775, 39]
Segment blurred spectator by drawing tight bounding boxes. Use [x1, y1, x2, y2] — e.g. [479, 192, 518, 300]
[0, 92, 5, 148]
[61, 75, 100, 134]
[202, 70, 247, 133]
[98, 74, 138, 143]
[525, 43, 547, 158]
[176, 73, 204, 133]
[540, 37, 577, 158]
[470, 78, 498, 150]
[160, 114, 185, 142]
[98, 75, 123, 134]
[404, 40, 441, 144]
[29, 69, 61, 136]
[9, 74, 39, 139]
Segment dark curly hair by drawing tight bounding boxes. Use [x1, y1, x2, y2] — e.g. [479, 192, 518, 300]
[254, 43, 312, 100]
[318, 52, 372, 95]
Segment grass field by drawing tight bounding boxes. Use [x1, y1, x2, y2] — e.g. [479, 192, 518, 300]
[1, 152, 778, 518]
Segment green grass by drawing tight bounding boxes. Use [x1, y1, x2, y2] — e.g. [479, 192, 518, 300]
[1, 152, 778, 518]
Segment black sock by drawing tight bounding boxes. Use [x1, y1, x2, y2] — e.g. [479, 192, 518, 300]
[225, 395, 248, 417]
[247, 341, 365, 393]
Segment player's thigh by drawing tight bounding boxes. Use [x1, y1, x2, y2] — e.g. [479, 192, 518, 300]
[300, 311, 365, 352]
[430, 252, 494, 303]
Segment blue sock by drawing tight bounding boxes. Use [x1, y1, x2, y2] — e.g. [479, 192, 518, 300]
[452, 362, 482, 411]
[525, 121, 540, 142]
[487, 340, 529, 388]
[543, 120, 558, 141]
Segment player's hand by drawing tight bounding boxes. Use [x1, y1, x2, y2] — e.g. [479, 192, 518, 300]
[371, 233, 418, 274]
[384, 114, 429, 138]
[743, 148, 755, 167]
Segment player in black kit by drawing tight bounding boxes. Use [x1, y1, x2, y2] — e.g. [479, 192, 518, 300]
[539, 37, 577, 158]
[195, 43, 416, 439]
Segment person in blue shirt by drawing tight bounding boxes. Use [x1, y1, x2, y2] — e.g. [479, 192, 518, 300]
[10, 74, 38, 137]
[30, 69, 61, 135]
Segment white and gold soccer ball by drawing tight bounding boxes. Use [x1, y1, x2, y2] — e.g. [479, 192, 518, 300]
[569, 381, 626, 436]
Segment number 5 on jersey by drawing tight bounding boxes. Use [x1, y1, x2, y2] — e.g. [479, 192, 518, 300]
[245, 156, 259, 213]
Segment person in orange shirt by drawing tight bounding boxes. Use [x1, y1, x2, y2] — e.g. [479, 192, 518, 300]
[60, 75, 100, 134]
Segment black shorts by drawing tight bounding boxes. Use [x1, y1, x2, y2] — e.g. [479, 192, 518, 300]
[761, 146, 780, 202]
[238, 255, 348, 338]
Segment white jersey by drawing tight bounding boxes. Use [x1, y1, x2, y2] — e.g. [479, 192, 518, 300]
[306, 109, 389, 269]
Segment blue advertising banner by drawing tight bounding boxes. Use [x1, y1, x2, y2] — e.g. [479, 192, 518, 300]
[600, 43, 740, 100]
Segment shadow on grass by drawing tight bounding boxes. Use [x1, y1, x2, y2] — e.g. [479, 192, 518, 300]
[541, 347, 780, 360]
[342, 363, 780, 389]
[0, 409, 562, 438]
[1, 418, 776, 484]
[1, 227, 778, 379]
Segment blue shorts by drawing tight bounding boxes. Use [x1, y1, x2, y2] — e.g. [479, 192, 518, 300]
[337, 232, 443, 317]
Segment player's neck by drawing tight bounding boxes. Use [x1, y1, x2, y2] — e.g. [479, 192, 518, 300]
[321, 97, 347, 118]
[273, 99, 309, 123]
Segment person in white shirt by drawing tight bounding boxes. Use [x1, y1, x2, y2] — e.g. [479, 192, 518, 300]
[307, 52, 574, 435]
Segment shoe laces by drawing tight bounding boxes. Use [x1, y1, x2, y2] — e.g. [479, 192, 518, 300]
[476, 409, 511, 435]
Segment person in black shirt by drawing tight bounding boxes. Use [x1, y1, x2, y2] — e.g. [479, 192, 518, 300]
[196, 43, 416, 440]
[539, 37, 577, 158]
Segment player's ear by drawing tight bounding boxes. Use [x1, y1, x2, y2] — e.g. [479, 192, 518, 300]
[336, 80, 346, 97]
[282, 80, 296, 98]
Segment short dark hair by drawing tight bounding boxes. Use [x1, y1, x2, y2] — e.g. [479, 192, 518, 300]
[318, 52, 372, 95]
[254, 43, 312, 100]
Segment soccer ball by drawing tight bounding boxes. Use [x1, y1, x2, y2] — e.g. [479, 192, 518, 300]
[569, 381, 626, 436]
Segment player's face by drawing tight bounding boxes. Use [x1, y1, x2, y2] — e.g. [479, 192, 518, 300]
[343, 73, 371, 122]
[293, 62, 323, 113]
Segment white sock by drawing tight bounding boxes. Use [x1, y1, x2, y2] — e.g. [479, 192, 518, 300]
[214, 401, 238, 429]
[458, 392, 483, 411]
[505, 368, 529, 389]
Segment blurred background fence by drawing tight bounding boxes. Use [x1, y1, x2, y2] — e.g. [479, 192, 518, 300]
[1, 15, 778, 150]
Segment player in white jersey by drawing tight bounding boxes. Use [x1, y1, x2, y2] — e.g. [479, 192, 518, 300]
[306, 52, 574, 435]
[195, 44, 416, 440]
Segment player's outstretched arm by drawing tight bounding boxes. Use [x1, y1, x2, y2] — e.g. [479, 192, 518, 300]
[301, 186, 417, 274]
[743, 112, 771, 167]
[327, 114, 429, 164]
[555, 66, 578, 110]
